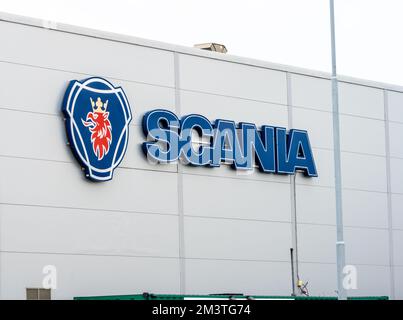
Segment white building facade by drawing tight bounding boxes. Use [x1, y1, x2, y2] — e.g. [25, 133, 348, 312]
[0, 12, 402, 299]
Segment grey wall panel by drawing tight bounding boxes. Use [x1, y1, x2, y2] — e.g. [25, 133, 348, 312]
[0, 157, 178, 214]
[298, 263, 337, 296]
[296, 149, 334, 187]
[0, 61, 76, 115]
[389, 121, 403, 158]
[178, 54, 287, 104]
[297, 224, 336, 264]
[182, 174, 291, 222]
[344, 227, 390, 266]
[0, 21, 175, 87]
[184, 217, 291, 261]
[292, 107, 333, 150]
[0, 109, 69, 162]
[0, 110, 176, 172]
[295, 185, 336, 226]
[341, 152, 387, 192]
[180, 162, 291, 184]
[340, 115, 385, 156]
[343, 190, 388, 229]
[0, 205, 179, 257]
[0, 252, 180, 299]
[347, 265, 391, 297]
[300, 264, 391, 297]
[290, 74, 332, 112]
[387, 91, 403, 124]
[185, 260, 291, 295]
[390, 158, 403, 194]
[394, 266, 403, 299]
[0, 62, 176, 125]
[179, 90, 288, 128]
[391, 194, 403, 230]
[339, 82, 384, 120]
[393, 230, 403, 266]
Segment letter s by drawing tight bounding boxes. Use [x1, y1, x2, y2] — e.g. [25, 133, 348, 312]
[142, 109, 180, 163]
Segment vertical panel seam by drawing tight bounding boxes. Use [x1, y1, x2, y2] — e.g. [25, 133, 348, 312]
[174, 52, 186, 295]
[383, 89, 395, 299]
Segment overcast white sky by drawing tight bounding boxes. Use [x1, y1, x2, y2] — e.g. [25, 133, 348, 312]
[1, 0, 402, 85]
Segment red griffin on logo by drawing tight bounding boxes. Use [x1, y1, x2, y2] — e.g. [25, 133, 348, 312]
[82, 97, 112, 160]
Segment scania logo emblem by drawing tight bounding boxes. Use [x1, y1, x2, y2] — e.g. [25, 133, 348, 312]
[62, 77, 132, 181]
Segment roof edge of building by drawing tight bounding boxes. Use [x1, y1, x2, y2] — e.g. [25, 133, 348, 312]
[1, 11, 402, 93]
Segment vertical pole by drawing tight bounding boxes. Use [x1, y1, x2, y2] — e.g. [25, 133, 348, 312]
[290, 248, 296, 296]
[287, 72, 300, 296]
[174, 52, 186, 295]
[329, 0, 347, 300]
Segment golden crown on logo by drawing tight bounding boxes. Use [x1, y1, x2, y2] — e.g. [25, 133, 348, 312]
[90, 97, 108, 113]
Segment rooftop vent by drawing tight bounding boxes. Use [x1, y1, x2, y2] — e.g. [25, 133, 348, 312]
[194, 43, 227, 54]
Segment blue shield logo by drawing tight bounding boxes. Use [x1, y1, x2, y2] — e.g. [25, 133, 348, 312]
[62, 77, 132, 181]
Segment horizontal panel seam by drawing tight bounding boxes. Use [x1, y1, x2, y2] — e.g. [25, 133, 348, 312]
[291, 104, 386, 121]
[183, 214, 291, 224]
[297, 222, 391, 231]
[0, 250, 290, 263]
[0, 251, 397, 267]
[0, 202, 178, 216]
[0, 60, 397, 115]
[298, 261, 393, 267]
[0, 59, 176, 89]
[0, 250, 180, 259]
[0, 154, 392, 191]
[0, 153, 178, 173]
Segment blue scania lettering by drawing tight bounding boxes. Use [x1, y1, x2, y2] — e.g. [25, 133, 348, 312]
[142, 109, 180, 162]
[142, 109, 317, 177]
[238, 123, 276, 173]
[276, 128, 317, 176]
[180, 114, 213, 166]
[211, 119, 243, 168]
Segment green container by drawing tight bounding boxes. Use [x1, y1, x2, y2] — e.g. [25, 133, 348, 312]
[74, 292, 389, 300]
